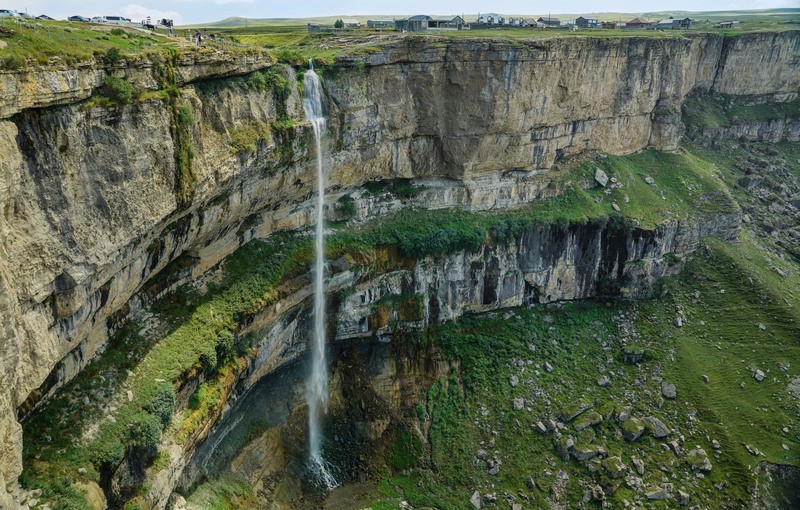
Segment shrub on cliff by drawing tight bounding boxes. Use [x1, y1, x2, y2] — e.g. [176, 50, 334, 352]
[337, 195, 356, 219]
[176, 102, 194, 129]
[243, 68, 292, 101]
[146, 384, 176, 428]
[101, 75, 134, 105]
[388, 430, 423, 471]
[91, 440, 125, 469]
[105, 47, 122, 66]
[215, 330, 235, 363]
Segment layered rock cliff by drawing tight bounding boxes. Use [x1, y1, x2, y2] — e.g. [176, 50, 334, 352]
[0, 30, 798, 507]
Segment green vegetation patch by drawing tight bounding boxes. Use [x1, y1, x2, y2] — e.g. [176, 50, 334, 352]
[387, 429, 424, 471]
[372, 235, 798, 509]
[577, 147, 734, 229]
[183, 473, 253, 510]
[682, 94, 800, 131]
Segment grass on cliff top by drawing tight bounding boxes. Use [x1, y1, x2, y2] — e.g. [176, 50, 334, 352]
[0, 19, 265, 70]
[0, 19, 173, 68]
[373, 235, 798, 509]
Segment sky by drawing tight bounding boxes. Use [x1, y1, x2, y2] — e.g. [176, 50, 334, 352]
[10, 0, 798, 25]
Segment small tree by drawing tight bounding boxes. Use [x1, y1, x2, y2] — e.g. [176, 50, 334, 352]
[334, 19, 344, 29]
[129, 413, 162, 451]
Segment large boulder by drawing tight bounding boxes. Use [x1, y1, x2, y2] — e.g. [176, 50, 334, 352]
[644, 416, 670, 438]
[687, 447, 713, 472]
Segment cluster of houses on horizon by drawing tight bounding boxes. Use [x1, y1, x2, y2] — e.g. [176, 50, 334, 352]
[309, 14, 740, 33]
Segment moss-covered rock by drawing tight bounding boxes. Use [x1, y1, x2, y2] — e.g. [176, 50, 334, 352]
[620, 417, 645, 442]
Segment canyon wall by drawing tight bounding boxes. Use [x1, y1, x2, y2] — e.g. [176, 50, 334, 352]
[155, 210, 739, 510]
[0, 31, 798, 505]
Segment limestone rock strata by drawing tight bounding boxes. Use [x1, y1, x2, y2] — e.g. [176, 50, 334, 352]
[0, 31, 797, 503]
[0, 51, 272, 120]
[333, 215, 740, 341]
[326, 32, 799, 183]
[0, 80, 306, 503]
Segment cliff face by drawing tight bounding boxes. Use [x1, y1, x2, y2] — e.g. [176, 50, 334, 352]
[137, 211, 737, 510]
[0, 31, 797, 505]
[325, 32, 798, 184]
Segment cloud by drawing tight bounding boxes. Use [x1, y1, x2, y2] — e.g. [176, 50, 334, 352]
[121, 3, 183, 24]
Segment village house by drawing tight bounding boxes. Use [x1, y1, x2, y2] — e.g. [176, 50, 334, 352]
[656, 18, 675, 29]
[477, 13, 503, 25]
[624, 17, 652, 29]
[428, 16, 465, 29]
[307, 22, 321, 33]
[341, 18, 361, 28]
[576, 16, 598, 28]
[395, 15, 431, 31]
[537, 16, 560, 27]
[653, 17, 695, 30]
[601, 21, 617, 29]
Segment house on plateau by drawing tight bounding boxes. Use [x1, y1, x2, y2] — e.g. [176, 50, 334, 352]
[537, 16, 560, 27]
[429, 16, 465, 29]
[575, 16, 598, 28]
[395, 15, 431, 31]
[675, 17, 693, 28]
[307, 22, 322, 33]
[656, 19, 675, 29]
[341, 18, 361, 28]
[624, 17, 652, 29]
[477, 13, 503, 25]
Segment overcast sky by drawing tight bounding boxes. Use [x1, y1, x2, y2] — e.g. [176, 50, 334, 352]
[11, 0, 798, 25]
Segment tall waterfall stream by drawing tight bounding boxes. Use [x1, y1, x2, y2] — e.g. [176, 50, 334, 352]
[302, 61, 337, 489]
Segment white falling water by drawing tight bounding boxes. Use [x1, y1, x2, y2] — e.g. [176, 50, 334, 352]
[302, 61, 337, 489]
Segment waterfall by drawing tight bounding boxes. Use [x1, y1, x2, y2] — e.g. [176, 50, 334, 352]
[302, 61, 337, 489]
